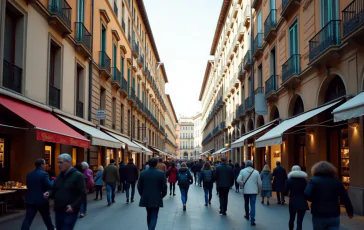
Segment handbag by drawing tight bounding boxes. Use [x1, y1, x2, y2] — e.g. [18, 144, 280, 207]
[242, 170, 254, 189]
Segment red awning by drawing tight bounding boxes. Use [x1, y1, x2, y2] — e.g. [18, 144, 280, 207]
[0, 96, 90, 148]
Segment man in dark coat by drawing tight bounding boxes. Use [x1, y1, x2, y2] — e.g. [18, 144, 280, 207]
[191, 159, 203, 186]
[215, 157, 234, 215]
[124, 158, 139, 203]
[118, 161, 126, 193]
[21, 159, 54, 230]
[272, 161, 288, 204]
[138, 157, 167, 230]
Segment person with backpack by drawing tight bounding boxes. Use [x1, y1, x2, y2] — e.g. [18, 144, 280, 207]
[200, 162, 215, 206]
[177, 162, 193, 211]
[167, 162, 178, 196]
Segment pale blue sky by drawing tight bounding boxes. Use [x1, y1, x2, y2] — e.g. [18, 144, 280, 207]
[144, 0, 222, 117]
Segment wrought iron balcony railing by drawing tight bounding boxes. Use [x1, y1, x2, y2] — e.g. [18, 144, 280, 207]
[253, 33, 263, 54]
[342, 0, 364, 38]
[76, 100, 83, 118]
[282, 54, 301, 82]
[2, 59, 22, 93]
[243, 50, 251, 69]
[99, 51, 111, 73]
[111, 67, 121, 83]
[49, 85, 61, 109]
[48, 0, 71, 28]
[264, 9, 277, 38]
[75, 22, 92, 52]
[265, 75, 278, 95]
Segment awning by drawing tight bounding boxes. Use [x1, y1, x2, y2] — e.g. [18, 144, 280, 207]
[221, 148, 231, 154]
[200, 149, 213, 156]
[332, 92, 364, 122]
[149, 146, 167, 156]
[231, 123, 275, 148]
[57, 115, 120, 148]
[0, 96, 89, 148]
[103, 130, 141, 152]
[133, 141, 153, 155]
[212, 147, 226, 156]
[256, 100, 342, 148]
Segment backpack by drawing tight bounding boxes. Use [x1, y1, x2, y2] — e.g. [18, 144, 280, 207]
[203, 170, 213, 182]
[177, 171, 189, 185]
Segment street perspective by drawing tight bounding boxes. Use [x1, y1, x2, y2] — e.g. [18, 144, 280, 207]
[1, 0, 364, 230]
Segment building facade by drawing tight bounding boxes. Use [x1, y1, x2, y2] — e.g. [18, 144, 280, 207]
[201, 0, 364, 215]
[178, 117, 194, 159]
[165, 94, 178, 156]
[193, 113, 202, 158]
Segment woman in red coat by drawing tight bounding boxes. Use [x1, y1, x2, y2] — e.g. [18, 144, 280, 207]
[167, 162, 178, 196]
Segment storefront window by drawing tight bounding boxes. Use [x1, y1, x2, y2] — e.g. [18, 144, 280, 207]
[0, 138, 4, 168]
[107, 149, 114, 165]
[44, 145, 52, 166]
[72, 148, 77, 166]
[340, 129, 350, 190]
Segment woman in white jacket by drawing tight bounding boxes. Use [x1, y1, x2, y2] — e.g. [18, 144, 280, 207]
[237, 160, 262, 226]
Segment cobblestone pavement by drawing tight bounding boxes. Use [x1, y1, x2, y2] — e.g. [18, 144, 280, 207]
[1, 184, 363, 230]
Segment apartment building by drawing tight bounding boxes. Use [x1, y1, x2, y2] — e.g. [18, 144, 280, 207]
[178, 117, 194, 159]
[165, 94, 178, 156]
[193, 113, 202, 158]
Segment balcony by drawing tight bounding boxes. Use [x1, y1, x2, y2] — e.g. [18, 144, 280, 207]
[75, 22, 92, 57]
[238, 62, 245, 82]
[120, 77, 128, 97]
[49, 85, 60, 109]
[121, 19, 126, 32]
[143, 67, 148, 76]
[76, 100, 84, 118]
[243, 50, 252, 71]
[281, 0, 301, 18]
[48, 0, 72, 36]
[265, 75, 278, 100]
[243, 5, 251, 28]
[253, 33, 264, 58]
[219, 121, 226, 130]
[136, 97, 143, 111]
[252, 0, 262, 10]
[128, 87, 136, 103]
[111, 67, 121, 89]
[2, 60, 22, 93]
[244, 96, 254, 113]
[132, 42, 139, 58]
[99, 51, 111, 79]
[237, 104, 245, 118]
[342, 0, 364, 42]
[282, 54, 301, 88]
[137, 54, 144, 68]
[309, 20, 341, 66]
[264, 10, 277, 42]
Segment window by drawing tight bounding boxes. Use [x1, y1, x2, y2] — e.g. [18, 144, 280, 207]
[49, 41, 62, 109]
[258, 65, 263, 87]
[257, 10, 262, 33]
[112, 98, 116, 130]
[113, 0, 118, 17]
[132, 115, 135, 138]
[113, 43, 117, 68]
[127, 110, 131, 136]
[121, 56, 125, 79]
[77, 0, 84, 22]
[100, 87, 106, 125]
[137, 83, 140, 98]
[76, 65, 84, 118]
[289, 22, 298, 56]
[120, 103, 124, 133]
[270, 47, 276, 75]
[137, 120, 140, 140]
[320, 0, 338, 27]
[127, 68, 131, 89]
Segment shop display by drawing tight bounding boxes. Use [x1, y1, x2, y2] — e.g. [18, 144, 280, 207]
[0, 138, 4, 168]
[340, 129, 350, 190]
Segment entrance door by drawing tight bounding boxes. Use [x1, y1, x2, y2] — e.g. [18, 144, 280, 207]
[294, 135, 306, 171]
[0, 137, 9, 182]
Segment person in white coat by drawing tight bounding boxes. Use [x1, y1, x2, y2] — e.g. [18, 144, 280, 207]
[237, 160, 262, 227]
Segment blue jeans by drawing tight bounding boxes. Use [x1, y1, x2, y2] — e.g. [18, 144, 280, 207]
[146, 207, 159, 230]
[125, 182, 136, 200]
[204, 187, 212, 204]
[55, 212, 78, 230]
[79, 198, 87, 214]
[244, 194, 257, 222]
[179, 187, 189, 205]
[312, 216, 340, 230]
[106, 182, 116, 204]
[21, 204, 54, 230]
[197, 172, 201, 185]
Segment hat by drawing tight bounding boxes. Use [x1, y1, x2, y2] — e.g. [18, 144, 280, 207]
[221, 157, 227, 162]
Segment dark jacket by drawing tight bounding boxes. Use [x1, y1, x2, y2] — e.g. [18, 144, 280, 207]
[119, 163, 126, 181]
[305, 176, 353, 218]
[216, 163, 234, 188]
[272, 166, 287, 192]
[228, 163, 234, 168]
[103, 163, 120, 183]
[25, 169, 52, 205]
[124, 162, 139, 183]
[284, 171, 309, 211]
[50, 167, 86, 212]
[233, 167, 241, 180]
[177, 168, 193, 188]
[137, 167, 167, 208]
[191, 162, 203, 173]
[200, 169, 215, 189]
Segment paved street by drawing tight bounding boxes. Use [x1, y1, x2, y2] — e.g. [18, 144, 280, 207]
[1, 184, 363, 230]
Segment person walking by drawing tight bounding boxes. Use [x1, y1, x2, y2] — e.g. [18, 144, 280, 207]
[191, 159, 203, 186]
[285, 165, 309, 230]
[177, 162, 193, 211]
[233, 163, 241, 193]
[167, 162, 178, 196]
[237, 160, 262, 226]
[138, 158, 167, 230]
[93, 166, 104, 201]
[44, 153, 86, 230]
[228, 160, 234, 168]
[79, 162, 94, 218]
[260, 165, 273, 205]
[305, 161, 353, 230]
[124, 158, 139, 203]
[272, 161, 287, 204]
[200, 162, 215, 206]
[102, 159, 120, 206]
[215, 157, 234, 216]
[177, 161, 181, 169]
[156, 158, 167, 176]
[118, 161, 126, 193]
[21, 159, 54, 230]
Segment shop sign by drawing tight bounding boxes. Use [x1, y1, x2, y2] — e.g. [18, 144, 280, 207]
[36, 130, 90, 148]
[96, 110, 106, 120]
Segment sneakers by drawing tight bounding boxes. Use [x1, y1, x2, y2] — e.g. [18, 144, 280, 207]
[204, 203, 208, 206]
[244, 215, 250, 220]
[222, 211, 227, 216]
[79, 214, 85, 218]
[251, 222, 256, 226]
[219, 210, 223, 215]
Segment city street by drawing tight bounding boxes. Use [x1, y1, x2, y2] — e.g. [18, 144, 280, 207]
[1, 184, 363, 230]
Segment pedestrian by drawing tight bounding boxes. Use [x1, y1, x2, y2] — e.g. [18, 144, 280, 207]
[191, 159, 203, 186]
[167, 162, 178, 196]
[119, 161, 126, 193]
[284, 165, 309, 230]
[233, 163, 241, 193]
[124, 158, 139, 203]
[156, 158, 167, 176]
[177, 161, 181, 169]
[44, 153, 86, 230]
[305, 161, 353, 230]
[228, 159, 234, 168]
[177, 162, 193, 211]
[237, 160, 262, 226]
[21, 159, 54, 230]
[102, 159, 120, 206]
[145, 162, 150, 170]
[241, 162, 246, 170]
[79, 162, 94, 218]
[200, 161, 215, 206]
[215, 157, 234, 216]
[93, 166, 104, 201]
[272, 161, 287, 204]
[137, 158, 167, 230]
[260, 164, 273, 205]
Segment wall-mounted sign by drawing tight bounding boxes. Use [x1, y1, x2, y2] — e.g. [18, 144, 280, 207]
[96, 110, 106, 120]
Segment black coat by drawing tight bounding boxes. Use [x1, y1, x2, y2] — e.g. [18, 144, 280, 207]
[215, 163, 234, 188]
[124, 162, 139, 183]
[200, 169, 215, 189]
[284, 171, 309, 211]
[138, 167, 167, 208]
[25, 169, 52, 205]
[305, 176, 353, 218]
[272, 166, 287, 192]
[191, 162, 203, 173]
[119, 163, 126, 181]
[233, 167, 241, 180]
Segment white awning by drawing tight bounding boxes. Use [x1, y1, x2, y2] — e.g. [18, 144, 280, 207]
[149, 146, 167, 156]
[332, 92, 364, 122]
[200, 149, 213, 156]
[221, 148, 231, 154]
[58, 115, 121, 148]
[212, 147, 226, 156]
[102, 131, 141, 152]
[231, 123, 275, 149]
[133, 141, 153, 155]
[255, 100, 341, 148]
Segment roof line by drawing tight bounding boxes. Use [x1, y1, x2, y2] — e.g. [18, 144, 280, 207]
[199, 60, 214, 101]
[166, 95, 178, 123]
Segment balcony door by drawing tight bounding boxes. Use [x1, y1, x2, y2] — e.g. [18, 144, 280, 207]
[321, 0, 338, 27]
[270, 0, 276, 22]
[257, 10, 262, 33]
[77, 0, 84, 23]
[289, 22, 298, 56]
[113, 43, 117, 68]
[100, 25, 106, 65]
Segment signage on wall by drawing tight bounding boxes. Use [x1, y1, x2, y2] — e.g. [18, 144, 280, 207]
[96, 110, 106, 120]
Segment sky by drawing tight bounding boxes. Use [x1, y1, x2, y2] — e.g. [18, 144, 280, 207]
[144, 0, 222, 118]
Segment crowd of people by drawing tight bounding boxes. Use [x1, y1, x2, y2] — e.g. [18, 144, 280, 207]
[19, 154, 354, 230]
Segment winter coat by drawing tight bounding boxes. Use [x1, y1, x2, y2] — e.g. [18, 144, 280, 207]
[177, 168, 193, 188]
[103, 163, 120, 184]
[215, 163, 234, 188]
[94, 171, 104, 186]
[233, 167, 241, 180]
[83, 168, 94, 190]
[124, 162, 139, 183]
[237, 166, 262, 195]
[167, 166, 178, 183]
[272, 166, 287, 192]
[200, 169, 215, 189]
[119, 163, 126, 180]
[284, 171, 309, 211]
[260, 171, 272, 191]
[305, 176, 353, 218]
[191, 162, 203, 173]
